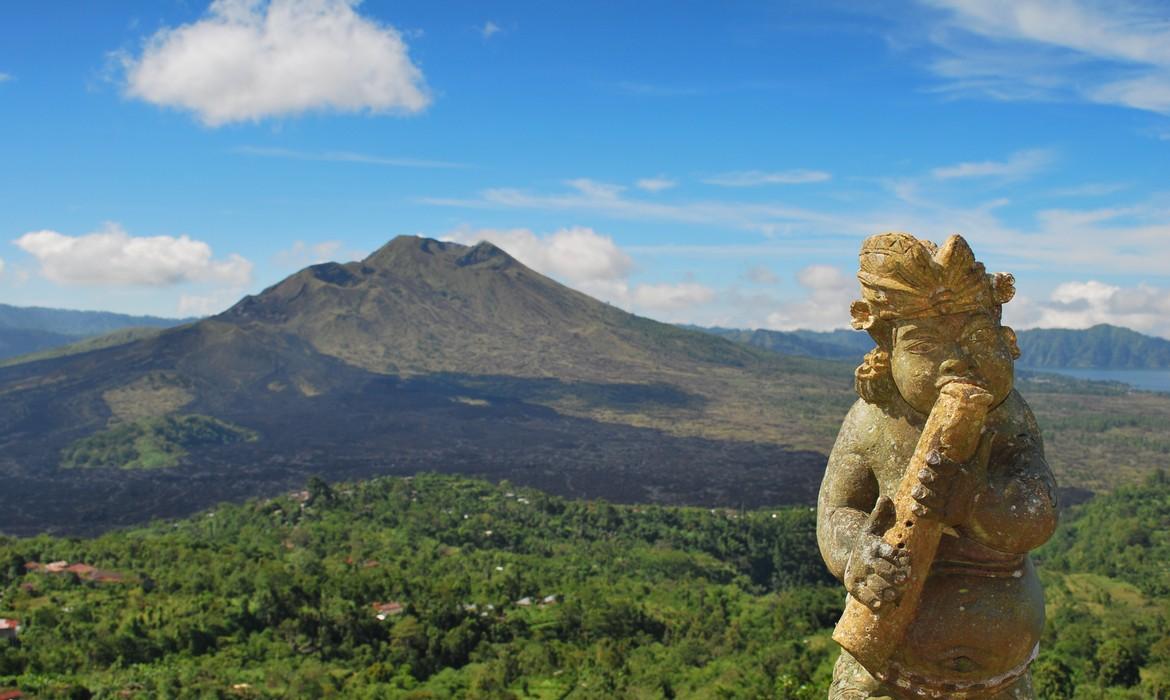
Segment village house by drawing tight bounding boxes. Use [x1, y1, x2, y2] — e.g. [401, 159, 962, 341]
[372, 602, 404, 620]
[0, 619, 20, 641]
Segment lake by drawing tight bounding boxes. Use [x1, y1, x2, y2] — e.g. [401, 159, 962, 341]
[1024, 367, 1170, 394]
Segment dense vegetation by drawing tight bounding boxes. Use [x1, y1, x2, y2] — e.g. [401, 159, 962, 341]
[60, 415, 258, 470]
[1033, 470, 1170, 698]
[0, 473, 1167, 699]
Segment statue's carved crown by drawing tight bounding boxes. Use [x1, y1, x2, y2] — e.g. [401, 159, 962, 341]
[850, 232, 1014, 330]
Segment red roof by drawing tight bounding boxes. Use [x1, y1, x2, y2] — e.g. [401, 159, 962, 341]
[0, 690, 24, 700]
[372, 602, 405, 615]
[0, 619, 19, 630]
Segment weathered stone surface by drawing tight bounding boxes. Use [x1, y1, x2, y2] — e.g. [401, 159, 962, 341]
[819, 233, 1057, 699]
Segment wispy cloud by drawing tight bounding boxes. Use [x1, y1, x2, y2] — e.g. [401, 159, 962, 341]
[119, 0, 430, 126]
[635, 177, 677, 192]
[1047, 182, 1128, 198]
[481, 21, 502, 39]
[423, 178, 851, 237]
[916, 0, 1170, 115]
[0, 72, 10, 83]
[235, 146, 468, 169]
[931, 148, 1052, 180]
[703, 169, 831, 187]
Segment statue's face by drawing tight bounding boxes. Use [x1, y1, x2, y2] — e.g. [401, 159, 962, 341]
[890, 311, 1014, 414]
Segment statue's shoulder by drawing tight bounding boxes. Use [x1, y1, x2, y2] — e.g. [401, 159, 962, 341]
[832, 397, 898, 455]
[990, 388, 1041, 435]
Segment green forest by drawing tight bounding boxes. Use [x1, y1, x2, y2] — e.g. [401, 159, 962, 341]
[0, 472, 1167, 699]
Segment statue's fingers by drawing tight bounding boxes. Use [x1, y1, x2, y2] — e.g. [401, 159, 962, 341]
[852, 582, 883, 611]
[865, 571, 898, 596]
[911, 484, 936, 502]
[870, 558, 900, 582]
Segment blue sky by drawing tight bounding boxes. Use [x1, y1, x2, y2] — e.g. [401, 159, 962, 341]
[2, 1, 1169, 335]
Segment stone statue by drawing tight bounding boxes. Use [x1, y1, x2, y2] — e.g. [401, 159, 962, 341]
[818, 233, 1057, 699]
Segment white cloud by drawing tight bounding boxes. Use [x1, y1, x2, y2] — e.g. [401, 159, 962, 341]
[0, 257, 5, 275]
[931, 148, 1052, 180]
[481, 21, 501, 39]
[13, 223, 252, 287]
[763, 265, 856, 331]
[442, 226, 716, 316]
[0, 72, 10, 83]
[635, 177, 676, 192]
[236, 146, 466, 169]
[121, 0, 430, 126]
[917, 0, 1170, 115]
[444, 226, 633, 286]
[1005, 280, 1170, 337]
[702, 169, 831, 187]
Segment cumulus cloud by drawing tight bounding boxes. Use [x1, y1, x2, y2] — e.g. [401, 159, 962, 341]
[1005, 280, 1170, 337]
[121, 0, 430, 126]
[636, 177, 676, 192]
[931, 148, 1052, 180]
[443, 226, 716, 316]
[763, 264, 855, 331]
[13, 223, 252, 287]
[445, 226, 633, 286]
[702, 169, 831, 187]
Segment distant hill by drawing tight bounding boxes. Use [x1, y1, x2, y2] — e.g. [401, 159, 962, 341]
[697, 327, 872, 362]
[1015, 324, 1170, 369]
[0, 303, 189, 361]
[699, 324, 1170, 370]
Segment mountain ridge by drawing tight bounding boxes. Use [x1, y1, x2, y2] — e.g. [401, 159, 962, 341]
[699, 323, 1170, 370]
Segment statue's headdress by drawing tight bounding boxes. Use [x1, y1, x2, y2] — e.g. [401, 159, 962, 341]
[849, 232, 1014, 331]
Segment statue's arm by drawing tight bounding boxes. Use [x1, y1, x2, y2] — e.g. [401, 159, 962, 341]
[817, 404, 880, 581]
[963, 395, 1058, 553]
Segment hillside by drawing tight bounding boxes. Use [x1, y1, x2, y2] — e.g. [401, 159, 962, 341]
[0, 237, 845, 535]
[0, 304, 188, 361]
[0, 473, 1165, 698]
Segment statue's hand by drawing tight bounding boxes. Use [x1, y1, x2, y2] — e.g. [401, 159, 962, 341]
[911, 429, 995, 527]
[844, 496, 911, 612]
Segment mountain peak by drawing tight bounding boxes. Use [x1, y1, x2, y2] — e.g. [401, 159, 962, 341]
[361, 236, 516, 272]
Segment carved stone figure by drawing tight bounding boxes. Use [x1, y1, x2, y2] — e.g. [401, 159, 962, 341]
[818, 233, 1057, 699]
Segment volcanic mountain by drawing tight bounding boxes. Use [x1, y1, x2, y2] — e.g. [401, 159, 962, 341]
[0, 237, 851, 535]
